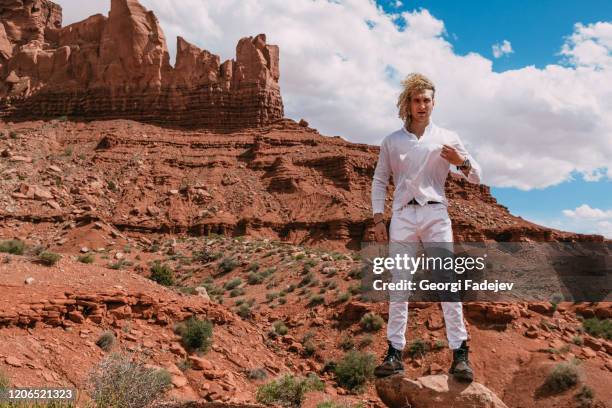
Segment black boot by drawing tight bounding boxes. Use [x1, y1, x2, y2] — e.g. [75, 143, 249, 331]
[374, 342, 404, 378]
[449, 340, 474, 383]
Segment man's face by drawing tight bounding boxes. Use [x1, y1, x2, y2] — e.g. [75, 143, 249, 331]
[409, 89, 434, 123]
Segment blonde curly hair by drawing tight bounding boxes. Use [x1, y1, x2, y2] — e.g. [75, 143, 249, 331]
[397, 73, 436, 124]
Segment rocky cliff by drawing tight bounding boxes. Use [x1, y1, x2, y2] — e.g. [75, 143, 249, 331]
[0, 0, 283, 130]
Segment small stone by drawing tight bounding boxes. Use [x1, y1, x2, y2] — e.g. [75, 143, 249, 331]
[115, 252, 124, 260]
[80, 247, 90, 253]
[6, 356, 23, 367]
[24, 277, 34, 285]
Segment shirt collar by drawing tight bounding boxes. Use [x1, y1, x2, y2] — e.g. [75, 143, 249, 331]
[402, 120, 435, 139]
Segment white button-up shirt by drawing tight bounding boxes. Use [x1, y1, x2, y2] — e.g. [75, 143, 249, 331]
[371, 121, 482, 214]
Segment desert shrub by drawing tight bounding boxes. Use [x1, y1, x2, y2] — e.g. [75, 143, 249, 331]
[230, 288, 245, 297]
[89, 352, 171, 408]
[248, 262, 260, 272]
[572, 336, 584, 345]
[317, 402, 363, 408]
[176, 317, 213, 352]
[248, 272, 264, 285]
[333, 351, 376, 392]
[236, 303, 253, 319]
[582, 317, 612, 340]
[433, 339, 447, 350]
[224, 278, 242, 290]
[247, 368, 268, 381]
[359, 313, 384, 332]
[177, 358, 192, 371]
[78, 254, 95, 264]
[279, 297, 287, 305]
[303, 340, 316, 356]
[340, 335, 355, 351]
[192, 248, 219, 263]
[273, 321, 289, 335]
[261, 267, 276, 277]
[38, 251, 61, 266]
[287, 283, 297, 292]
[407, 338, 429, 358]
[256, 374, 324, 407]
[544, 361, 581, 393]
[219, 257, 239, 273]
[308, 294, 325, 306]
[358, 335, 373, 349]
[96, 331, 116, 351]
[299, 271, 314, 287]
[149, 261, 175, 286]
[338, 292, 351, 302]
[266, 292, 279, 302]
[348, 267, 363, 280]
[0, 239, 25, 255]
[575, 385, 594, 408]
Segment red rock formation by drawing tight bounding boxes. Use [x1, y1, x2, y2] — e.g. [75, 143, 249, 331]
[0, 0, 283, 130]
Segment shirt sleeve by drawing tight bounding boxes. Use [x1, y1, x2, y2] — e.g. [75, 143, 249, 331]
[371, 138, 391, 214]
[451, 134, 482, 184]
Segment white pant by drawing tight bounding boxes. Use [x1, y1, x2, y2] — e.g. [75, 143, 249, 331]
[387, 203, 468, 350]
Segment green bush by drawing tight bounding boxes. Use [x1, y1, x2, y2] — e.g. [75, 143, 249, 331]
[583, 317, 612, 340]
[266, 292, 279, 302]
[333, 351, 376, 392]
[575, 385, 594, 408]
[236, 303, 252, 319]
[338, 292, 351, 302]
[149, 261, 175, 286]
[358, 335, 373, 349]
[78, 254, 95, 264]
[308, 294, 325, 306]
[248, 272, 264, 285]
[248, 262, 260, 272]
[407, 338, 429, 358]
[230, 287, 245, 297]
[247, 368, 268, 381]
[273, 321, 289, 335]
[224, 278, 242, 290]
[89, 352, 171, 408]
[256, 374, 324, 407]
[544, 361, 581, 393]
[360, 313, 384, 332]
[340, 335, 354, 351]
[38, 251, 61, 266]
[96, 331, 116, 352]
[0, 239, 25, 255]
[176, 317, 214, 352]
[219, 257, 239, 273]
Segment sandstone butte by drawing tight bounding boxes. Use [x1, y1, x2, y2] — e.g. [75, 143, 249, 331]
[0, 1, 611, 408]
[0, 0, 283, 130]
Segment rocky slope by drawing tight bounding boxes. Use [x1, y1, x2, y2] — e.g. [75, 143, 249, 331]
[0, 235, 610, 407]
[0, 0, 283, 130]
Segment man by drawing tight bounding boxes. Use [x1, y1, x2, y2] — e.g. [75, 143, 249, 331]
[371, 73, 481, 382]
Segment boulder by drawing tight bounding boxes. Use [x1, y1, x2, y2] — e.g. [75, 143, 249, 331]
[376, 374, 508, 408]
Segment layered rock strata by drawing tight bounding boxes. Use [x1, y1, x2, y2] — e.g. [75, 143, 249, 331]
[0, 0, 283, 130]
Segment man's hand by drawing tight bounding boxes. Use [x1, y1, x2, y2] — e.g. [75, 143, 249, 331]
[440, 144, 465, 166]
[373, 213, 388, 242]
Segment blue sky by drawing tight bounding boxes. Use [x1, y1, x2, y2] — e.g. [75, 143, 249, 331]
[376, 0, 612, 236]
[379, 0, 612, 71]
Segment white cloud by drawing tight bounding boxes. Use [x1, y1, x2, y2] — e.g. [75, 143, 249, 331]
[394, 0, 403, 8]
[554, 204, 612, 238]
[492, 39, 513, 58]
[562, 204, 612, 219]
[53, 1, 612, 191]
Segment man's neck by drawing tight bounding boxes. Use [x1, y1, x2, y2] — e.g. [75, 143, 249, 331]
[407, 119, 430, 138]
